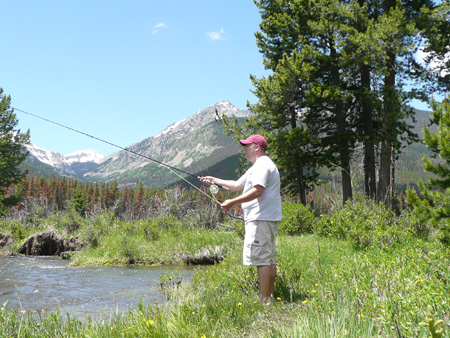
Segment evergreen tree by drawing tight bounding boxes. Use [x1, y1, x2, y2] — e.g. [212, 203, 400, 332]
[0, 88, 30, 212]
[71, 185, 87, 217]
[231, 0, 445, 205]
[135, 181, 145, 217]
[407, 98, 450, 245]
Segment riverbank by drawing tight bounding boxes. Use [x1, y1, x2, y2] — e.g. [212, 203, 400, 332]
[1, 234, 449, 337]
[0, 214, 241, 266]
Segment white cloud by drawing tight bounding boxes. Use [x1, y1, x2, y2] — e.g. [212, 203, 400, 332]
[416, 46, 449, 76]
[206, 28, 226, 41]
[152, 22, 168, 35]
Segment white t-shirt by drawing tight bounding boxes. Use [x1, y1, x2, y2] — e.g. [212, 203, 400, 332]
[237, 155, 282, 223]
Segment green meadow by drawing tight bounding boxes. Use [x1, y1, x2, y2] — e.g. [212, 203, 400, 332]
[1, 198, 449, 337]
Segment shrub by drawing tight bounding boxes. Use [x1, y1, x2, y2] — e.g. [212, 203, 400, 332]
[57, 209, 85, 233]
[315, 197, 423, 249]
[280, 202, 316, 235]
[79, 212, 117, 247]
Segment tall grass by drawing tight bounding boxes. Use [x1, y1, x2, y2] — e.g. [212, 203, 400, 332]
[1, 196, 449, 337]
[2, 235, 448, 337]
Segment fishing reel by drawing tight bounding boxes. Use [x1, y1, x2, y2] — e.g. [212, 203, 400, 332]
[209, 184, 219, 194]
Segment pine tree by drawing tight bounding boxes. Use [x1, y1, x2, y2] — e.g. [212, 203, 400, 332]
[407, 98, 450, 244]
[238, 0, 445, 206]
[0, 88, 30, 212]
[71, 185, 87, 217]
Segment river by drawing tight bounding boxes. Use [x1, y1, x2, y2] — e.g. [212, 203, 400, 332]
[0, 256, 195, 320]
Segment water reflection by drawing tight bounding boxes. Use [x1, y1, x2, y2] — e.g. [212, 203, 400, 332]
[0, 256, 195, 320]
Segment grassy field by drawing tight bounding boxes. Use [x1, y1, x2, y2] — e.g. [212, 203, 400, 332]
[1, 231, 449, 337]
[1, 197, 449, 337]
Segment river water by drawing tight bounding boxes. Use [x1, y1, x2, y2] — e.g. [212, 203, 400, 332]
[0, 256, 195, 320]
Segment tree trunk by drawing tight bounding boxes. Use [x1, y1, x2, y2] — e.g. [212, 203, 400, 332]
[377, 50, 396, 204]
[330, 47, 352, 204]
[296, 165, 307, 205]
[289, 105, 307, 205]
[361, 64, 377, 198]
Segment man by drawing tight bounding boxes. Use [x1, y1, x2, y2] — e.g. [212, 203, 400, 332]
[200, 134, 282, 303]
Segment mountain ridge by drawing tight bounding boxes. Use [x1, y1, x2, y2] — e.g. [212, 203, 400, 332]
[22, 102, 435, 190]
[24, 100, 250, 186]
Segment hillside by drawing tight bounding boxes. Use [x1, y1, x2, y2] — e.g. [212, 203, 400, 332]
[84, 101, 250, 188]
[21, 103, 436, 191]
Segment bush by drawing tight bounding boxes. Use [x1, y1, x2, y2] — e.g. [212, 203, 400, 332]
[315, 197, 423, 249]
[279, 202, 316, 235]
[57, 209, 85, 233]
[79, 212, 117, 247]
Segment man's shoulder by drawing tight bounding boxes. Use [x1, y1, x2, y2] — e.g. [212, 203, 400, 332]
[256, 155, 277, 169]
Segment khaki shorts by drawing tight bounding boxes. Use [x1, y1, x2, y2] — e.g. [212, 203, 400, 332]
[243, 220, 279, 266]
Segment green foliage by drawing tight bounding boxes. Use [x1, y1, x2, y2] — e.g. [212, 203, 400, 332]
[78, 212, 117, 247]
[0, 88, 30, 203]
[419, 305, 446, 338]
[1, 231, 450, 337]
[315, 197, 424, 249]
[407, 99, 450, 245]
[57, 208, 85, 233]
[280, 201, 316, 235]
[70, 186, 87, 217]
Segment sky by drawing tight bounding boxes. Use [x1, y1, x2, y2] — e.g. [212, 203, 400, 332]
[1, 0, 267, 156]
[1, 1, 438, 157]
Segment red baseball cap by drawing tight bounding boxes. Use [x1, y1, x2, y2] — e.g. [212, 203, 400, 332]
[239, 134, 267, 149]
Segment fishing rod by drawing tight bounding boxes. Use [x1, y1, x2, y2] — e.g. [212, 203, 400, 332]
[12, 107, 237, 216]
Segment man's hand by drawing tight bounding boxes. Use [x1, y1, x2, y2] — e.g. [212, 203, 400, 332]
[199, 176, 215, 185]
[220, 199, 235, 212]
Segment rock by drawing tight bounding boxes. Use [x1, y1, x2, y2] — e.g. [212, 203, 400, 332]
[18, 228, 83, 256]
[63, 236, 83, 252]
[181, 245, 225, 265]
[0, 233, 14, 255]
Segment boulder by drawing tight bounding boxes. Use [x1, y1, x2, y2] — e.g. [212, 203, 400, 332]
[181, 245, 225, 265]
[18, 228, 83, 256]
[0, 233, 14, 255]
[64, 236, 83, 252]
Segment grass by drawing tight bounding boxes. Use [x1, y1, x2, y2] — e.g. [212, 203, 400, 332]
[70, 225, 239, 266]
[1, 233, 449, 337]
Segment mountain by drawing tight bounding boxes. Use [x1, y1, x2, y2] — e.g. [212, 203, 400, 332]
[84, 101, 251, 187]
[22, 100, 435, 191]
[24, 142, 105, 179]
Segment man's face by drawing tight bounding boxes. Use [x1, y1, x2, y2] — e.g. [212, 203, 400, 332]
[244, 143, 258, 162]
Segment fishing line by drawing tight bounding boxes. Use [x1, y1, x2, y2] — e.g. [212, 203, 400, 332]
[12, 107, 226, 206]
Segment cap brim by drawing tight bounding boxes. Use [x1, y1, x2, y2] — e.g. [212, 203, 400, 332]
[239, 139, 252, 146]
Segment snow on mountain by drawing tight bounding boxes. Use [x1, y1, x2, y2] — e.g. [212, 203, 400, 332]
[26, 100, 250, 185]
[65, 149, 106, 164]
[26, 142, 105, 169]
[26, 142, 65, 167]
[154, 119, 187, 139]
[87, 100, 251, 185]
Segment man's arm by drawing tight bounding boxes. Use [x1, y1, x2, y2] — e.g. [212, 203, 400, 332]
[220, 185, 265, 212]
[199, 176, 243, 192]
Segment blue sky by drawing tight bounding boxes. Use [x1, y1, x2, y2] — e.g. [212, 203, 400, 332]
[1, 1, 266, 156]
[1, 1, 436, 157]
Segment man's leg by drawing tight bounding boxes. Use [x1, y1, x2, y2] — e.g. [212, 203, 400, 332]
[257, 264, 277, 303]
